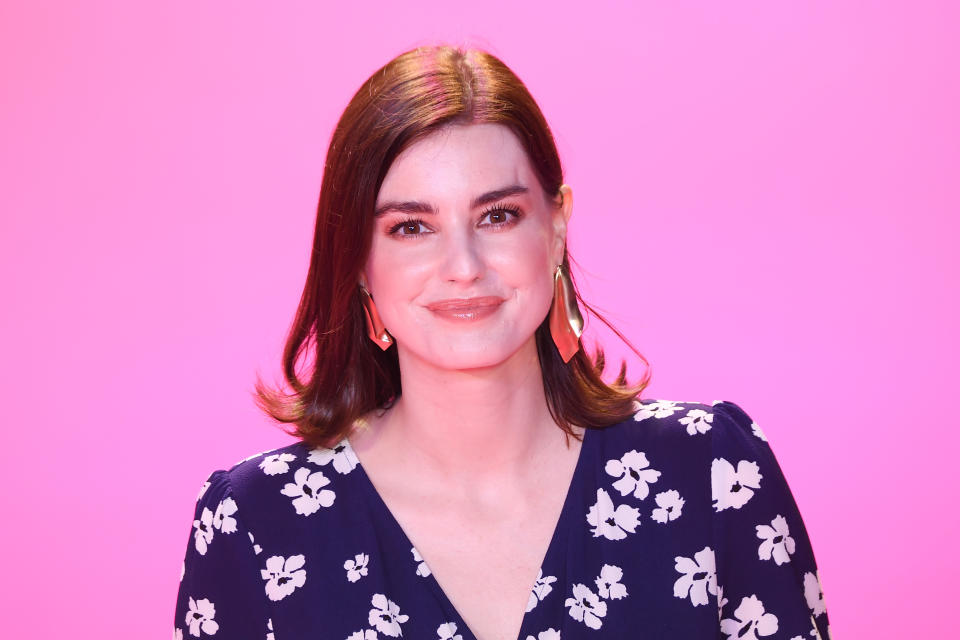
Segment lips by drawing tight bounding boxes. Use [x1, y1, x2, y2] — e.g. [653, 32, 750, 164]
[425, 296, 505, 321]
[426, 296, 504, 312]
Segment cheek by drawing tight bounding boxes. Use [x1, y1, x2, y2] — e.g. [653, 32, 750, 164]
[364, 239, 432, 303]
[487, 235, 555, 298]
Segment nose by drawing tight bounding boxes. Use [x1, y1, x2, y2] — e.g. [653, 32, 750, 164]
[438, 224, 485, 284]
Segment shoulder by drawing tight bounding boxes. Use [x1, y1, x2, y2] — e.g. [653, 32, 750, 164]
[223, 441, 312, 492]
[595, 397, 762, 440]
[631, 397, 759, 430]
[588, 397, 794, 518]
[193, 442, 306, 500]
[188, 438, 366, 557]
[620, 398, 799, 516]
[192, 438, 362, 520]
[590, 397, 770, 468]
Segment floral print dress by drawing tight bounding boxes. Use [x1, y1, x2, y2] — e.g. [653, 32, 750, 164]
[174, 399, 832, 640]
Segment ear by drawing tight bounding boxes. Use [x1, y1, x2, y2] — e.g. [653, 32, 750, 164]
[550, 184, 573, 265]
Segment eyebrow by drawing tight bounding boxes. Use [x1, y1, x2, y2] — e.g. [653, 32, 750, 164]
[373, 184, 529, 217]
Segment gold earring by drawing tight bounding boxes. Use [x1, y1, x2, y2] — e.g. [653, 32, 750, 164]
[549, 263, 584, 363]
[359, 285, 393, 350]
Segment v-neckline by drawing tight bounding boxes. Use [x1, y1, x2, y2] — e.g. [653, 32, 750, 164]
[346, 425, 593, 640]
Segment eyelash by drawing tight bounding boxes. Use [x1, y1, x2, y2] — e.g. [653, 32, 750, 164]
[386, 204, 523, 237]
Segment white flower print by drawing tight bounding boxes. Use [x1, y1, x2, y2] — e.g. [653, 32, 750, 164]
[717, 584, 729, 623]
[804, 571, 826, 616]
[756, 514, 796, 565]
[180, 560, 185, 582]
[368, 593, 409, 637]
[185, 597, 219, 637]
[308, 439, 360, 475]
[347, 631, 378, 640]
[437, 622, 462, 640]
[281, 467, 336, 516]
[197, 481, 211, 501]
[192, 507, 214, 555]
[605, 450, 661, 499]
[594, 564, 628, 600]
[634, 400, 682, 421]
[673, 546, 718, 606]
[212, 497, 238, 534]
[412, 546, 431, 577]
[586, 488, 641, 540]
[266, 618, 274, 640]
[261, 554, 307, 601]
[525, 630, 560, 640]
[651, 489, 685, 523]
[711, 458, 762, 511]
[344, 552, 370, 582]
[248, 531, 262, 555]
[564, 583, 607, 629]
[174, 628, 183, 640]
[679, 408, 713, 435]
[751, 421, 768, 441]
[720, 595, 779, 639]
[527, 569, 557, 612]
[259, 453, 296, 476]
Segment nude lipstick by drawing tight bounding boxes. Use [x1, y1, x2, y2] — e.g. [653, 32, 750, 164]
[425, 296, 504, 322]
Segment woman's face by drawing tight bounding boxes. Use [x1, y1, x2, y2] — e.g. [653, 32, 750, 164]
[363, 122, 571, 371]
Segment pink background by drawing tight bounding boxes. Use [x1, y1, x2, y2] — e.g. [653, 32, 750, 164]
[1, 1, 956, 637]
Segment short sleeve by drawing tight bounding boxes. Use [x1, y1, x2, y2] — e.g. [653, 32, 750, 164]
[710, 400, 832, 640]
[174, 470, 271, 639]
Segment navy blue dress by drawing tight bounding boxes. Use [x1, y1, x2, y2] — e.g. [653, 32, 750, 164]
[174, 399, 831, 639]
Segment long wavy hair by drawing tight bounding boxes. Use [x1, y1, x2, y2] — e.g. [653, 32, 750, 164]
[254, 45, 651, 449]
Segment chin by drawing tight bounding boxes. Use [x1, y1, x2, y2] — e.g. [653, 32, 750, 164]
[402, 338, 533, 371]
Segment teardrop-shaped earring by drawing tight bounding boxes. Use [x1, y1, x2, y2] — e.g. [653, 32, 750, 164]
[549, 263, 584, 363]
[359, 285, 393, 351]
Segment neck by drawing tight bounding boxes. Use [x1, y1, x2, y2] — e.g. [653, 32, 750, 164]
[375, 336, 562, 480]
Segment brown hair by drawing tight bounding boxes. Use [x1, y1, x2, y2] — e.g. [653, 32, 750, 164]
[254, 45, 651, 448]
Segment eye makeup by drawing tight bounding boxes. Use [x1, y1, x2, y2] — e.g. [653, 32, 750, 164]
[384, 203, 524, 238]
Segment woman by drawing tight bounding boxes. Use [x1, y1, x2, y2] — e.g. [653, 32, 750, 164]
[174, 45, 831, 640]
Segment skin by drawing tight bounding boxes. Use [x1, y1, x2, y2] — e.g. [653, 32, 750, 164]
[349, 122, 581, 639]
[357, 121, 576, 482]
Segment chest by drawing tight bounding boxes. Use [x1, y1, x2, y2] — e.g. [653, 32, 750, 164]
[379, 486, 568, 640]
[395, 503, 561, 640]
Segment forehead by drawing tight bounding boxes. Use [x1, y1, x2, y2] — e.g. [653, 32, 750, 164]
[376, 123, 536, 204]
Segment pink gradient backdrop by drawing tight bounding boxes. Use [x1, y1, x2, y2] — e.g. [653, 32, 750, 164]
[1, 1, 956, 637]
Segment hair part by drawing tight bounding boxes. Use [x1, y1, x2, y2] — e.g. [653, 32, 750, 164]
[254, 45, 651, 448]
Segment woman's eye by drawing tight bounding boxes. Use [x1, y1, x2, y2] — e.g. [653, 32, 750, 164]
[480, 205, 522, 227]
[388, 219, 429, 236]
